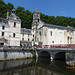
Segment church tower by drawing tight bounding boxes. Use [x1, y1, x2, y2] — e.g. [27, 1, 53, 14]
[32, 9, 40, 30]
[32, 9, 40, 46]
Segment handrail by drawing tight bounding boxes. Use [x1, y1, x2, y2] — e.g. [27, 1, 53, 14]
[36, 44, 75, 48]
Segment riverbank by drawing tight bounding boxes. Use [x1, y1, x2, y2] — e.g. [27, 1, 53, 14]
[0, 49, 35, 61]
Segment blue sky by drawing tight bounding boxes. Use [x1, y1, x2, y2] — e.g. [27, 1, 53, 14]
[3, 0, 75, 18]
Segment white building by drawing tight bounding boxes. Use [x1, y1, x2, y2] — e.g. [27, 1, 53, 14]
[0, 9, 75, 46]
[0, 9, 21, 46]
[32, 9, 75, 45]
[20, 28, 32, 47]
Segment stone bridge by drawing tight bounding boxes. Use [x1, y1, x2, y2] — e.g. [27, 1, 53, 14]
[36, 45, 75, 60]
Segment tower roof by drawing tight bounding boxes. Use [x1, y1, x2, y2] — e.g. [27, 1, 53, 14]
[11, 9, 16, 15]
[34, 9, 40, 14]
[9, 9, 21, 21]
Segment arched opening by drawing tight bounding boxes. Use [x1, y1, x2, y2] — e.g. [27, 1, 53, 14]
[38, 51, 50, 59]
[54, 52, 66, 60]
[67, 36, 69, 44]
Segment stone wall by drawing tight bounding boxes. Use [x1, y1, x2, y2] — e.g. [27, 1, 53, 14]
[0, 50, 34, 60]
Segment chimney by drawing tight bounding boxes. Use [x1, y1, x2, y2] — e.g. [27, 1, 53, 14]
[7, 10, 9, 19]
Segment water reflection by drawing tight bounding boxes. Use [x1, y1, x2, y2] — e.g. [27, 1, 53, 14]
[0, 58, 75, 75]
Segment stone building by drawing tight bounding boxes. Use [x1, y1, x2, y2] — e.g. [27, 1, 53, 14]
[0, 9, 75, 46]
[20, 28, 32, 47]
[0, 9, 21, 46]
[32, 9, 75, 45]
[0, 9, 32, 47]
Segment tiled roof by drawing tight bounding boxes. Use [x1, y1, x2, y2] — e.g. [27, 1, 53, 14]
[21, 28, 32, 34]
[43, 23, 74, 30]
[0, 17, 8, 24]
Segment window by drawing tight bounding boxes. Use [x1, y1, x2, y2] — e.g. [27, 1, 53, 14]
[28, 31, 29, 37]
[22, 38, 24, 40]
[33, 34, 34, 37]
[14, 22, 16, 27]
[2, 26, 5, 30]
[28, 38, 29, 41]
[52, 41, 54, 43]
[70, 37, 72, 44]
[22, 34, 24, 36]
[2, 32, 4, 36]
[38, 19, 39, 22]
[39, 32, 41, 36]
[67, 36, 69, 44]
[13, 33, 15, 37]
[50, 31, 52, 36]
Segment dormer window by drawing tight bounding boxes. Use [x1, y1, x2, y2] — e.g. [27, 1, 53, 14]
[14, 22, 16, 27]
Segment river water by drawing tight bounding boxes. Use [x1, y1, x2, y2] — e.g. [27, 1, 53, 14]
[0, 54, 75, 75]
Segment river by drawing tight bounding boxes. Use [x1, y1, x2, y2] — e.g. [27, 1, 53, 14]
[0, 54, 75, 75]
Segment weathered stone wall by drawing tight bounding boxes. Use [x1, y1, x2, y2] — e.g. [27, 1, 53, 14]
[0, 50, 34, 60]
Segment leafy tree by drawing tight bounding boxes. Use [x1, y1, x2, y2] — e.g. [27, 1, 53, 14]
[0, 0, 75, 29]
[16, 7, 33, 28]
[8, 3, 14, 9]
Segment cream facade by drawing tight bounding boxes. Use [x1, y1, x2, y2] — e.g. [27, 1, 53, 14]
[0, 9, 21, 46]
[20, 28, 32, 47]
[32, 9, 75, 45]
[0, 9, 75, 46]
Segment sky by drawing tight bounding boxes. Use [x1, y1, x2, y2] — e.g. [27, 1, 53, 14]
[3, 0, 75, 18]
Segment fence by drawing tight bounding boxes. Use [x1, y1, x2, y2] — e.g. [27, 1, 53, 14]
[36, 44, 75, 48]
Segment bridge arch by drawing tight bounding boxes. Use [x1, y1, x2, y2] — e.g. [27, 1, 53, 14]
[38, 51, 50, 59]
[53, 52, 66, 60]
[36, 50, 66, 60]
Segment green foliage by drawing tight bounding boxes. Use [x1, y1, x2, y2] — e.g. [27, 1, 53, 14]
[41, 13, 75, 28]
[0, 0, 75, 29]
[8, 2, 14, 9]
[16, 6, 33, 28]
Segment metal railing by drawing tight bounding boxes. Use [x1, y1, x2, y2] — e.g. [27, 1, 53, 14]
[36, 44, 75, 48]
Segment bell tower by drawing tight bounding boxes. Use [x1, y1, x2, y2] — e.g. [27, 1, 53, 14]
[32, 9, 40, 46]
[11, 9, 16, 15]
[32, 9, 40, 30]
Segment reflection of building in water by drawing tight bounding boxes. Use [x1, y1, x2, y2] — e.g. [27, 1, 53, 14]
[66, 53, 75, 66]
[0, 66, 64, 75]
[66, 60, 75, 66]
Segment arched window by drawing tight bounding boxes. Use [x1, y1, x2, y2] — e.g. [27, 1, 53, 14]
[70, 37, 72, 44]
[67, 36, 69, 44]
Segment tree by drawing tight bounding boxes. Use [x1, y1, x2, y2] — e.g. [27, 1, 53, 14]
[0, 0, 75, 29]
[8, 3, 14, 9]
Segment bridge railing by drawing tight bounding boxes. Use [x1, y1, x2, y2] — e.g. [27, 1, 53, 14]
[36, 44, 75, 48]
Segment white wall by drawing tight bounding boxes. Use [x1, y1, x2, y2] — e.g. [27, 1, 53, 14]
[8, 20, 21, 46]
